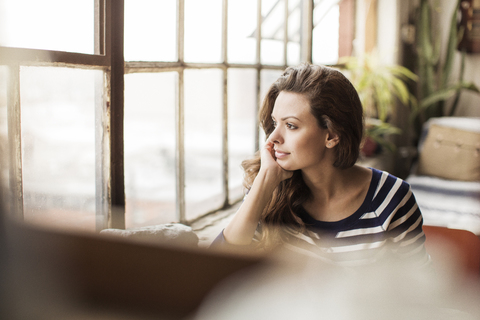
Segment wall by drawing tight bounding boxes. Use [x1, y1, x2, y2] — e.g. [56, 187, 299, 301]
[374, 0, 480, 117]
[377, 0, 400, 65]
[445, 0, 480, 117]
[355, 0, 401, 64]
[415, 0, 480, 117]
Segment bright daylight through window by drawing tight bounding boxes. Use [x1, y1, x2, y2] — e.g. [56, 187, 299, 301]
[0, 0, 345, 232]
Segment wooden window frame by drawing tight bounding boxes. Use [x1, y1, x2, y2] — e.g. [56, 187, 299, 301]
[1, 0, 122, 231]
[0, 0, 355, 230]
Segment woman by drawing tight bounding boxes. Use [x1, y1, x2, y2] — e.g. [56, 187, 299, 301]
[212, 63, 429, 267]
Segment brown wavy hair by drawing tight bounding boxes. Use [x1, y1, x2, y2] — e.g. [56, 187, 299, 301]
[242, 63, 364, 249]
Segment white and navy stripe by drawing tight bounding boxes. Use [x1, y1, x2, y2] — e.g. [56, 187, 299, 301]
[212, 168, 430, 267]
[278, 168, 430, 267]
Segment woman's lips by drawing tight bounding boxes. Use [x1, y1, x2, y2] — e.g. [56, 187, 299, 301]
[275, 150, 289, 159]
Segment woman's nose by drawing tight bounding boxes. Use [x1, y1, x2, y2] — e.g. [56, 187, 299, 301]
[270, 127, 283, 144]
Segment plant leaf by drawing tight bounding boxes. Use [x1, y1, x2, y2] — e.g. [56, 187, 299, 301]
[419, 82, 480, 110]
[365, 120, 402, 152]
[387, 65, 418, 82]
[443, 0, 461, 88]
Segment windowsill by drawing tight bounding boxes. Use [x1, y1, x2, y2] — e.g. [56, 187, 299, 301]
[190, 201, 241, 248]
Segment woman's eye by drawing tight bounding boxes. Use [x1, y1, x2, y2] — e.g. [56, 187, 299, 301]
[286, 123, 297, 129]
[272, 120, 277, 128]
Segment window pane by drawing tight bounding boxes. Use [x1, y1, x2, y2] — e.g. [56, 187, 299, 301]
[260, 69, 283, 106]
[312, 1, 340, 65]
[0, 67, 8, 206]
[184, 69, 223, 221]
[20, 67, 99, 232]
[259, 69, 283, 147]
[124, 73, 177, 228]
[228, 69, 257, 203]
[0, 0, 94, 54]
[261, 0, 285, 65]
[287, 0, 302, 66]
[228, 0, 257, 64]
[124, 0, 177, 62]
[185, 0, 223, 63]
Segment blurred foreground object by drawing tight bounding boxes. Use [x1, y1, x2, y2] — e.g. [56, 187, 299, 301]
[99, 223, 199, 247]
[1, 219, 262, 319]
[423, 226, 480, 281]
[1, 215, 480, 319]
[195, 247, 480, 320]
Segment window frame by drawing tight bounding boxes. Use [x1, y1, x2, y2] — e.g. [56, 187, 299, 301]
[1, 0, 354, 230]
[1, 0, 120, 231]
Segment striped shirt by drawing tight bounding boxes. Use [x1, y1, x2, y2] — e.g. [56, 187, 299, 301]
[213, 168, 430, 268]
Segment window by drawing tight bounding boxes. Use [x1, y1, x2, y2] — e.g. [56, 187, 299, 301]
[0, 0, 355, 232]
[227, 68, 257, 203]
[124, 72, 178, 227]
[124, 0, 177, 62]
[0, 0, 95, 54]
[313, 0, 341, 64]
[0, 0, 112, 233]
[20, 67, 99, 232]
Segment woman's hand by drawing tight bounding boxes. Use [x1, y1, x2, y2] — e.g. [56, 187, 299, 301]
[222, 140, 293, 245]
[260, 140, 293, 183]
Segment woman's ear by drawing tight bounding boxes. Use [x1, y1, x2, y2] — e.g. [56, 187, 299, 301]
[325, 131, 340, 148]
[321, 116, 339, 148]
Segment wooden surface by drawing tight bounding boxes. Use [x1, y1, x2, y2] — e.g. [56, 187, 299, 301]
[3, 220, 263, 319]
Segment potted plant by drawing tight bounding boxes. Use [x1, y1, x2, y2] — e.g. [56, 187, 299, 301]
[338, 52, 418, 156]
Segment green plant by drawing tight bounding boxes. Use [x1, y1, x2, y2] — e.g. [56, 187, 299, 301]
[338, 53, 417, 153]
[413, 0, 480, 136]
[339, 53, 418, 122]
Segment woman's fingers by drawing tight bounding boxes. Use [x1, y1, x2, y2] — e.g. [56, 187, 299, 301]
[261, 140, 293, 181]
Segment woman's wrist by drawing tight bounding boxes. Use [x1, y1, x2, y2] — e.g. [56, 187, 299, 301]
[255, 167, 283, 192]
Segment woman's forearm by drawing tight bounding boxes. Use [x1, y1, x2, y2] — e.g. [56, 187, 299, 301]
[223, 169, 280, 245]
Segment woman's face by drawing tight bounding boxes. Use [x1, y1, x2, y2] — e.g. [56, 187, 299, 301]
[269, 91, 331, 172]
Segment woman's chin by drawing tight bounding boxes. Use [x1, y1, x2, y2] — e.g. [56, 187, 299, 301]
[277, 161, 296, 172]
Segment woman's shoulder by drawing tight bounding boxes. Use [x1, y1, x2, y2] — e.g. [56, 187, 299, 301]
[367, 167, 413, 204]
[368, 167, 409, 186]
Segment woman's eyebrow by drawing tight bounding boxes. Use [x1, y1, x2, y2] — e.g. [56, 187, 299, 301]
[281, 116, 301, 121]
[271, 115, 302, 122]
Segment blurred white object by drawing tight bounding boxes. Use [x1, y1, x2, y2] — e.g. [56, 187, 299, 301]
[195, 249, 480, 320]
[100, 223, 199, 247]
